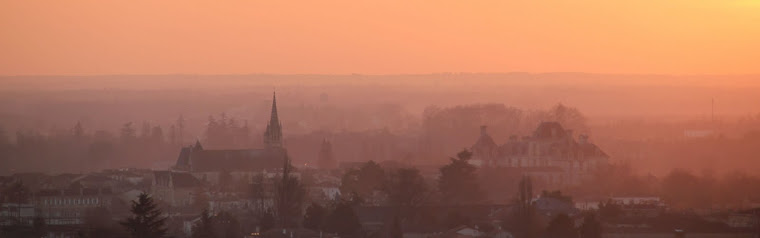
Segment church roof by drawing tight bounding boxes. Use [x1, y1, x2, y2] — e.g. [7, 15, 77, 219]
[188, 148, 286, 172]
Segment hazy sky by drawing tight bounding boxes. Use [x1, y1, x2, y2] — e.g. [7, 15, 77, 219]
[1, 0, 759, 75]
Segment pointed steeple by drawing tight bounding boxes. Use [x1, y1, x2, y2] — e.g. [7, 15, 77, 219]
[270, 91, 281, 128]
[264, 91, 283, 148]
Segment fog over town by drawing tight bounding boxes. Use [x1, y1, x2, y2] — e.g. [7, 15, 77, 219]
[2, 1, 760, 237]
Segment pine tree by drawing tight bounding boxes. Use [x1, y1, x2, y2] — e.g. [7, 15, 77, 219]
[121, 193, 167, 238]
[73, 121, 85, 138]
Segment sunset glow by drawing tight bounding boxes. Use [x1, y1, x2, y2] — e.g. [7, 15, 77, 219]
[1, 0, 759, 75]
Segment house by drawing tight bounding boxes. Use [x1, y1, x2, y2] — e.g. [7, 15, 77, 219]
[469, 122, 609, 187]
[33, 187, 114, 225]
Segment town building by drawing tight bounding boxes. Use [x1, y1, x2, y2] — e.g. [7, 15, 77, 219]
[33, 187, 114, 225]
[151, 171, 203, 207]
[470, 122, 609, 186]
[173, 92, 289, 183]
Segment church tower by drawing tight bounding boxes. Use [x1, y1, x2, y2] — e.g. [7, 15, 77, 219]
[263, 92, 283, 148]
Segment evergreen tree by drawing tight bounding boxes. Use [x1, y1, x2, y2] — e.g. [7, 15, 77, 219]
[438, 149, 483, 205]
[140, 121, 152, 139]
[303, 203, 327, 231]
[323, 201, 362, 237]
[121, 193, 167, 238]
[73, 121, 85, 138]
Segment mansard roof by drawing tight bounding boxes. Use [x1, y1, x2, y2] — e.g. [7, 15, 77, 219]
[533, 121, 567, 139]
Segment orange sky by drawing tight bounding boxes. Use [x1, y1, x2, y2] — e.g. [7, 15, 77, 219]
[1, 0, 759, 75]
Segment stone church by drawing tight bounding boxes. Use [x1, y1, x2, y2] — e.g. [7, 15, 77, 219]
[172, 92, 288, 182]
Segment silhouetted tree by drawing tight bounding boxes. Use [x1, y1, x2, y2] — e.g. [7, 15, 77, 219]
[661, 169, 708, 208]
[140, 121, 151, 139]
[546, 103, 589, 134]
[250, 174, 267, 213]
[340, 160, 385, 203]
[120, 122, 137, 143]
[546, 214, 577, 238]
[384, 167, 427, 218]
[121, 193, 167, 238]
[506, 176, 538, 238]
[323, 201, 362, 237]
[438, 150, 483, 205]
[151, 126, 164, 143]
[274, 157, 305, 228]
[579, 213, 601, 238]
[73, 121, 85, 138]
[302, 203, 327, 231]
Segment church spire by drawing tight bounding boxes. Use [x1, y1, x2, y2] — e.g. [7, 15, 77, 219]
[264, 91, 283, 148]
[270, 91, 280, 127]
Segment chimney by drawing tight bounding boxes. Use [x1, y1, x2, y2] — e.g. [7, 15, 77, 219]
[480, 125, 488, 136]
